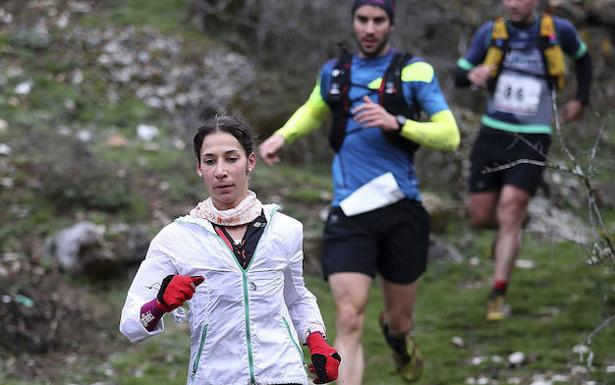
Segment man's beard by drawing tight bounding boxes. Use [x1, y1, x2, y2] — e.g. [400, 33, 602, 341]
[357, 35, 390, 58]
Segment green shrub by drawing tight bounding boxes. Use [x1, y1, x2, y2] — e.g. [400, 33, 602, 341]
[24, 131, 136, 211]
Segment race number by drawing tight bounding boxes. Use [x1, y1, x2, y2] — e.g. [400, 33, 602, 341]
[493, 73, 542, 115]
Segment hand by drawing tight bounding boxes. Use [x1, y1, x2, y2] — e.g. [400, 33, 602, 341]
[559, 99, 584, 124]
[352, 96, 398, 131]
[156, 275, 204, 313]
[468, 64, 495, 89]
[258, 134, 285, 166]
[306, 332, 341, 384]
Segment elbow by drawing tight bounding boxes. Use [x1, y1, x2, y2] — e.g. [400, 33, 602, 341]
[432, 112, 461, 151]
[450, 134, 461, 151]
[422, 135, 459, 151]
[448, 124, 461, 151]
[119, 325, 149, 344]
[438, 134, 460, 152]
[119, 323, 138, 343]
[119, 313, 153, 344]
[448, 123, 461, 151]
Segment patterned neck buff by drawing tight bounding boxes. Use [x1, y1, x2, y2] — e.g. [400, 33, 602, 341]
[190, 190, 263, 226]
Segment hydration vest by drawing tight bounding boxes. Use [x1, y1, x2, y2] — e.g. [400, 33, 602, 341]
[323, 51, 420, 154]
[483, 13, 566, 90]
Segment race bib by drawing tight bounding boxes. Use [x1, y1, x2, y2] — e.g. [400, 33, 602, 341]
[493, 72, 542, 115]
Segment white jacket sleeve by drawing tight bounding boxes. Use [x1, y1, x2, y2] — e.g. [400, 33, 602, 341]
[119, 226, 180, 343]
[282, 221, 326, 343]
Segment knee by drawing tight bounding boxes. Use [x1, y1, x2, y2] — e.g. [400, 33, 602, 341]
[497, 201, 527, 228]
[336, 304, 364, 335]
[468, 206, 496, 229]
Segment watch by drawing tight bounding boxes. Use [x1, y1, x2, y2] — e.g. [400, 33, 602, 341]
[395, 114, 407, 132]
[306, 325, 326, 340]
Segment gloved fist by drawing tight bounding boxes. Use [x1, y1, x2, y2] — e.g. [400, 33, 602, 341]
[307, 332, 341, 384]
[156, 274, 204, 313]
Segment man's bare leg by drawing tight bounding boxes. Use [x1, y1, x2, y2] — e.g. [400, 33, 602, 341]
[329, 272, 372, 385]
[494, 185, 530, 284]
[380, 279, 423, 381]
[468, 191, 500, 230]
[380, 279, 418, 335]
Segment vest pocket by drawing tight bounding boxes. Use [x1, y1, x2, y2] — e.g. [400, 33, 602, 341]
[190, 323, 209, 381]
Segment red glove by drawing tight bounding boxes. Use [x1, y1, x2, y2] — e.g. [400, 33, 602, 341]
[156, 274, 204, 313]
[307, 332, 341, 384]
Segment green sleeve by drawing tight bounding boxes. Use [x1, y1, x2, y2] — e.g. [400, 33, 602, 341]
[399, 110, 460, 151]
[275, 82, 330, 144]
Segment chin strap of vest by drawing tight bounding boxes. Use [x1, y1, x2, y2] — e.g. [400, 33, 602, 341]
[484, 13, 566, 90]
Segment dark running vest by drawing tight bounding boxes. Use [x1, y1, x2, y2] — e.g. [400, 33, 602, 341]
[323, 51, 421, 155]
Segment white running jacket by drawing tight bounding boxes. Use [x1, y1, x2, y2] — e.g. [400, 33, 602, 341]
[120, 205, 325, 385]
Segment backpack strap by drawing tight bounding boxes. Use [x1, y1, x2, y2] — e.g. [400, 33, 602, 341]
[326, 52, 353, 152]
[379, 51, 421, 156]
[379, 51, 418, 119]
[538, 13, 566, 89]
[483, 17, 510, 91]
[484, 17, 509, 78]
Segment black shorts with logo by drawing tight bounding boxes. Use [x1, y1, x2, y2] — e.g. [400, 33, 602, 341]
[321, 199, 430, 285]
[469, 126, 551, 195]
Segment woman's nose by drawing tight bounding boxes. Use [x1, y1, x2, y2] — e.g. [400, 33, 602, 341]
[214, 163, 227, 178]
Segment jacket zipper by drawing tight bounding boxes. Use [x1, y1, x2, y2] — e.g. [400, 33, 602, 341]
[241, 270, 256, 384]
[216, 207, 279, 385]
[190, 324, 208, 381]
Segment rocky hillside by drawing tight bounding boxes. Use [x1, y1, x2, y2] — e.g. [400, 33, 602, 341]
[0, 0, 614, 383]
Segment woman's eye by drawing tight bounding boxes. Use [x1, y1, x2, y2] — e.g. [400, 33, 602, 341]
[228, 157, 239, 162]
[203, 159, 215, 165]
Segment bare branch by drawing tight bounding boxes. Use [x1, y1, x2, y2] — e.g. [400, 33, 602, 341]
[583, 314, 615, 345]
[482, 159, 547, 174]
[589, 121, 606, 162]
[549, 89, 614, 265]
[552, 88, 579, 166]
[482, 159, 583, 177]
[588, 120, 607, 177]
[510, 133, 549, 159]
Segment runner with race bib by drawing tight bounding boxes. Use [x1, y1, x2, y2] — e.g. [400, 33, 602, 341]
[454, 0, 591, 321]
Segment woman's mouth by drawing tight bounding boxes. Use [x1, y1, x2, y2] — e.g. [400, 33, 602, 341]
[215, 184, 233, 191]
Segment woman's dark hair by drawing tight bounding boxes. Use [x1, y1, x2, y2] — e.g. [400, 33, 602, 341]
[193, 115, 255, 163]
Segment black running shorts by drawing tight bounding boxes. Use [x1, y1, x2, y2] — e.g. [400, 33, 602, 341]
[469, 126, 551, 195]
[321, 199, 430, 284]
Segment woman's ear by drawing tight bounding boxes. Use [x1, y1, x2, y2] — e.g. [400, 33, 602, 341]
[195, 162, 202, 177]
[247, 152, 256, 173]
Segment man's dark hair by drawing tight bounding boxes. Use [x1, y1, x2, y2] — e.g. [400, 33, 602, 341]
[193, 115, 254, 163]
